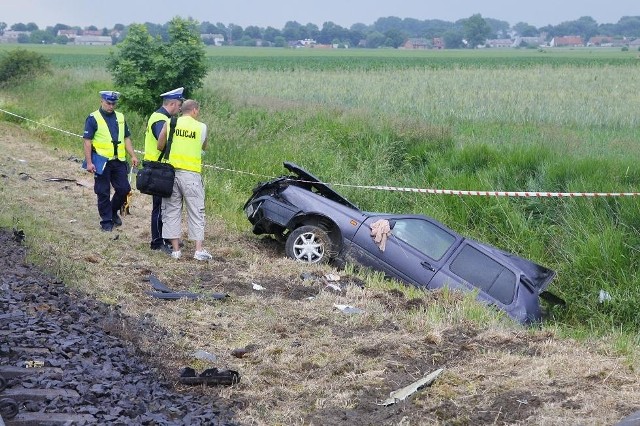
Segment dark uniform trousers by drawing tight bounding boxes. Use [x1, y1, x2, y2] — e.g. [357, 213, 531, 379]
[150, 194, 164, 248]
[94, 159, 130, 227]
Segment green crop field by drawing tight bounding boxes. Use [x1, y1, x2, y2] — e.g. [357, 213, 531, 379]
[2, 44, 640, 335]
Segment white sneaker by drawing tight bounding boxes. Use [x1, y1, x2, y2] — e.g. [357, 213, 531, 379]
[171, 250, 182, 259]
[194, 249, 213, 261]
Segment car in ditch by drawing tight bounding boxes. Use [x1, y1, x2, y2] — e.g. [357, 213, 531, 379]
[243, 162, 560, 324]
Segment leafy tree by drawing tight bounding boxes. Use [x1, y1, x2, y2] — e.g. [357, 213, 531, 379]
[513, 22, 538, 36]
[17, 34, 29, 43]
[11, 23, 28, 31]
[29, 30, 54, 44]
[244, 25, 262, 39]
[282, 21, 302, 41]
[0, 22, 7, 35]
[0, 49, 51, 86]
[273, 35, 286, 47]
[365, 31, 385, 48]
[443, 30, 465, 48]
[384, 28, 406, 48]
[86, 25, 98, 31]
[263, 26, 282, 43]
[107, 17, 207, 115]
[462, 14, 492, 48]
[114, 23, 125, 32]
[25, 22, 39, 31]
[55, 35, 69, 44]
[228, 24, 244, 43]
[485, 18, 510, 38]
[200, 21, 218, 34]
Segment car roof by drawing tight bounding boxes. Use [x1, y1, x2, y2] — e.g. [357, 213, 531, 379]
[283, 161, 360, 211]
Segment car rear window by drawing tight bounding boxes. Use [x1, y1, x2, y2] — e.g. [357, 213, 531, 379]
[449, 245, 516, 305]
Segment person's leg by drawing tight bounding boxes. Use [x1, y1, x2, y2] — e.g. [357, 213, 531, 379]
[161, 176, 183, 256]
[150, 195, 164, 249]
[183, 172, 210, 259]
[94, 162, 113, 230]
[110, 161, 131, 224]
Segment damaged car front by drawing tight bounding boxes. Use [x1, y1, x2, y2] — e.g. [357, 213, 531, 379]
[244, 162, 561, 324]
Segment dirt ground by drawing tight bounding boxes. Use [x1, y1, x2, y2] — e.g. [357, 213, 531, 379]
[1, 121, 639, 425]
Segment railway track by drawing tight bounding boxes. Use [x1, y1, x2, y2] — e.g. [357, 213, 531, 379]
[0, 229, 234, 425]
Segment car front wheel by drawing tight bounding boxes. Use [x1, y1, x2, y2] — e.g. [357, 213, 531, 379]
[285, 225, 331, 264]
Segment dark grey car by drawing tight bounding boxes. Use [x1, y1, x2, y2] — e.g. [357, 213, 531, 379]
[244, 162, 560, 324]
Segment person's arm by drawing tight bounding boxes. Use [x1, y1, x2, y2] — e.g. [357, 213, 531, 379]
[124, 137, 139, 167]
[201, 123, 208, 150]
[82, 115, 97, 173]
[83, 138, 96, 173]
[157, 122, 168, 151]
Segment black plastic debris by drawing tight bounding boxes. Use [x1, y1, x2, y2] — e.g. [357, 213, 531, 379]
[178, 368, 240, 386]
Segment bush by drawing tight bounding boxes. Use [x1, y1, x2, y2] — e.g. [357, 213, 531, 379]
[107, 17, 207, 115]
[0, 49, 51, 86]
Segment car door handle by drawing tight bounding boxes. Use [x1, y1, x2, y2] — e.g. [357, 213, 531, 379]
[421, 261, 435, 272]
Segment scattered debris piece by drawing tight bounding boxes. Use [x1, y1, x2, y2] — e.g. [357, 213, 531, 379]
[324, 273, 340, 282]
[149, 275, 173, 293]
[12, 228, 25, 244]
[146, 276, 228, 300]
[377, 368, 444, 406]
[22, 360, 45, 369]
[44, 178, 77, 183]
[599, 289, 612, 303]
[146, 291, 227, 301]
[252, 282, 265, 291]
[193, 350, 217, 363]
[18, 172, 33, 181]
[300, 272, 317, 281]
[333, 304, 365, 315]
[178, 368, 240, 386]
[324, 283, 342, 292]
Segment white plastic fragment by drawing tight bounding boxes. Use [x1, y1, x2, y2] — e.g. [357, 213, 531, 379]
[333, 304, 364, 314]
[598, 289, 612, 303]
[324, 273, 341, 282]
[377, 368, 444, 406]
[193, 350, 217, 363]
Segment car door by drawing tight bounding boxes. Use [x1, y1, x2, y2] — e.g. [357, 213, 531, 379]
[349, 216, 459, 288]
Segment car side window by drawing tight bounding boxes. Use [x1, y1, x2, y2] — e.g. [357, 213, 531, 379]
[449, 245, 516, 305]
[391, 219, 456, 260]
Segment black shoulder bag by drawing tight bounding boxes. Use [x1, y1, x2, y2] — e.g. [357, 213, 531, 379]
[136, 117, 177, 198]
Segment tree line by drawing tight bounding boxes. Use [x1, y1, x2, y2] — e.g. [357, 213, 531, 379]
[2, 14, 640, 48]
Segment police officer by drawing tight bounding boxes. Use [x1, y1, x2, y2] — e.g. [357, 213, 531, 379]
[157, 99, 212, 261]
[83, 90, 139, 232]
[144, 87, 184, 252]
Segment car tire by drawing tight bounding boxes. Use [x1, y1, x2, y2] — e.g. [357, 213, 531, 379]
[285, 225, 331, 264]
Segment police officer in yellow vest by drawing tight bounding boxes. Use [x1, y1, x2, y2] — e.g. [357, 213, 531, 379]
[83, 90, 139, 232]
[157, 99, 213, 261]
[144, 87, 184, 252]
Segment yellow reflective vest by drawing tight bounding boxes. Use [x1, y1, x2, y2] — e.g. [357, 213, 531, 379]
[144, 111, 170, 161]
[90, 110, 126, 160]
[165, 116, 203, 173]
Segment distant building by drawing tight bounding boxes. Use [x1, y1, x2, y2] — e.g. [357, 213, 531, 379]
[57, 29, 78, 39]
[0, 30, 30, 43]
[513, 36, 545, 47]
[550, 36, 583, 47]
[485, 38, 513, 48]
[74, 35, 112, 46]
[587, 36, 614, 47]
[432, 38, 444, 49]
[201, 33, 225, 46]
[403, 38, 429, 49]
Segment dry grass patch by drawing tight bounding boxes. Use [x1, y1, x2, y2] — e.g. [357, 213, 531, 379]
[1, 122, 640, 425]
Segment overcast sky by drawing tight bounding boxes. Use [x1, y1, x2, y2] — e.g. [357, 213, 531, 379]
[1, 0, 637, 29]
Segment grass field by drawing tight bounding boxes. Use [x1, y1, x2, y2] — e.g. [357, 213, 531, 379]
[2, 45, 640, 335]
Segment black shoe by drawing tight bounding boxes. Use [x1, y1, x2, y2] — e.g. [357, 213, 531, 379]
[101, 224, 113, 232]
[112, 213, 122, 227]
